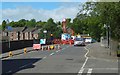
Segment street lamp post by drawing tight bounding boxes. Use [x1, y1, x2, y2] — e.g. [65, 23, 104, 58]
[6, 19, 11, 51]
[43, 30, 47, 45]
[104, 24, 110, 48]
[104, 24, 111, 55]
[43, 30, 47, 39]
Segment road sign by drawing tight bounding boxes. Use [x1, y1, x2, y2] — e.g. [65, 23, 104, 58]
[40, 39, 46, 44]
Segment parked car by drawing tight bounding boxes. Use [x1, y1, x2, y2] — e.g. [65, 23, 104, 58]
[74, 38, 85, 46]
[91, 39, 96, 43]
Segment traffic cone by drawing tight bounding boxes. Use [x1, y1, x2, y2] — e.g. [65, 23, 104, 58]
[42, 46, 44, 51]
[9, 51, 13, 57]
[24, 48, 27, 54]
[69, 42, 72, 46]
[54, 45, 56, 50]
[58, 44, 61, 50]
[48, 45, 50, 51]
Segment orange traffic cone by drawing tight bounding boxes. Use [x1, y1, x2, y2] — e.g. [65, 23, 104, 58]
[69, 42, 72, 46]
[58, 44, 61, 50]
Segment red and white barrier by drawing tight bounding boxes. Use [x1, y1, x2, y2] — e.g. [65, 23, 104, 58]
[33, 44, 41, 50]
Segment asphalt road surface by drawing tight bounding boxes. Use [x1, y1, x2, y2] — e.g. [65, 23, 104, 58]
[2, 44, 118, 75]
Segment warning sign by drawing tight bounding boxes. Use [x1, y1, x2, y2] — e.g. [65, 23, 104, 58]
[40, 39, 46, 44]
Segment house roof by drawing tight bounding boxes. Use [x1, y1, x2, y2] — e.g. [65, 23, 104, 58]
[23, 27, 36, 33]
[4, 27, 25, 32]
[32, 29, 41, 34]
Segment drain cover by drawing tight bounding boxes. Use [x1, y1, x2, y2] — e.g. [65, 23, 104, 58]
[66, 58, 74, 60]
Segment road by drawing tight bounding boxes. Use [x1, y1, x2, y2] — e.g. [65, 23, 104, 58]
[2, 44, 118, 75]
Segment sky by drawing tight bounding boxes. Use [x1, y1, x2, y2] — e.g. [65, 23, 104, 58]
[0, 0, 88, 24]
[1, 2, 82, 24]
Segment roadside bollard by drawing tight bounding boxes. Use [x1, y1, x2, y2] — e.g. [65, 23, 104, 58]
[50, 45, 54, 50]
[9, 51, 13, 57]
[24, 48, 27, 54]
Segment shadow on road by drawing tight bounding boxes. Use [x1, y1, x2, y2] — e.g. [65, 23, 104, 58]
[2, 58, 42, 74]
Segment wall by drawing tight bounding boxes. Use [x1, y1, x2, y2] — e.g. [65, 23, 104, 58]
[110, 39, 119, 56]
[2, 40, 35, 53]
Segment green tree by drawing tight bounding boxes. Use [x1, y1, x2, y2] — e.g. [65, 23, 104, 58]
[2, 20, 7, 30]
[26, 19, 36, 27]
[43, 18, 57, 33]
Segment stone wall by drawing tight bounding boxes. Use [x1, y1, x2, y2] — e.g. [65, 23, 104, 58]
[110, 39, 119, 56]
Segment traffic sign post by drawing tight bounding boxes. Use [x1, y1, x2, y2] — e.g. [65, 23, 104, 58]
[6, 26, 13, 52]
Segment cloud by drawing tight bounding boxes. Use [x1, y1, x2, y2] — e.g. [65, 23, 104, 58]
[2, 0, 88, 2]
[2, 4, 79, 23]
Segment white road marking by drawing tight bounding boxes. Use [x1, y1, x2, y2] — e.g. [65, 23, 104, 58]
[78, 68, 84, 73]
[62, 48, 66, 50]
[81, 47, 89, 69]
[81, 57, 88, 69]
[67, 46, 69, 48]
[56, 51, 59, 52]
[50, 53, 54, 56]
[43, 56, 47, 59]
[78, 47, 90, 74]
[87, 68, 93, 74]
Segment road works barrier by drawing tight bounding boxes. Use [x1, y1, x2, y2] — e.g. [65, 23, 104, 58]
[33, 44, 41, 50]
[33, 44, 61, 51]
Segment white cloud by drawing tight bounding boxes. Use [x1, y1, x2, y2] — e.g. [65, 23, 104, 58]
[2, 5, 79, 23]
[2, 0, 88, 2]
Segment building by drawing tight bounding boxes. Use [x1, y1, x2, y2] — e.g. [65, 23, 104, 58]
[2, 27, 41, 41]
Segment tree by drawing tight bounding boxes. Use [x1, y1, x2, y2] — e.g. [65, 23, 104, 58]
[76, 2, 120, 41]
[26, 19, 36, 27]
[2, 20, 7, 30]
[36, 21, 46, 28]
[43, 18, 57, 33]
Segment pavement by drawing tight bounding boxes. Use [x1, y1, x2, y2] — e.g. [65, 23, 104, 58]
[83, 42, 119, 74]
[85, 42, 118, 62]
[1, 47, 33, 59]
[1, 44, 61, 60]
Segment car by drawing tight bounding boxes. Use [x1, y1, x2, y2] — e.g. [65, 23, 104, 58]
[74, 38, 85, 46]
[85, 38, 92, 43]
